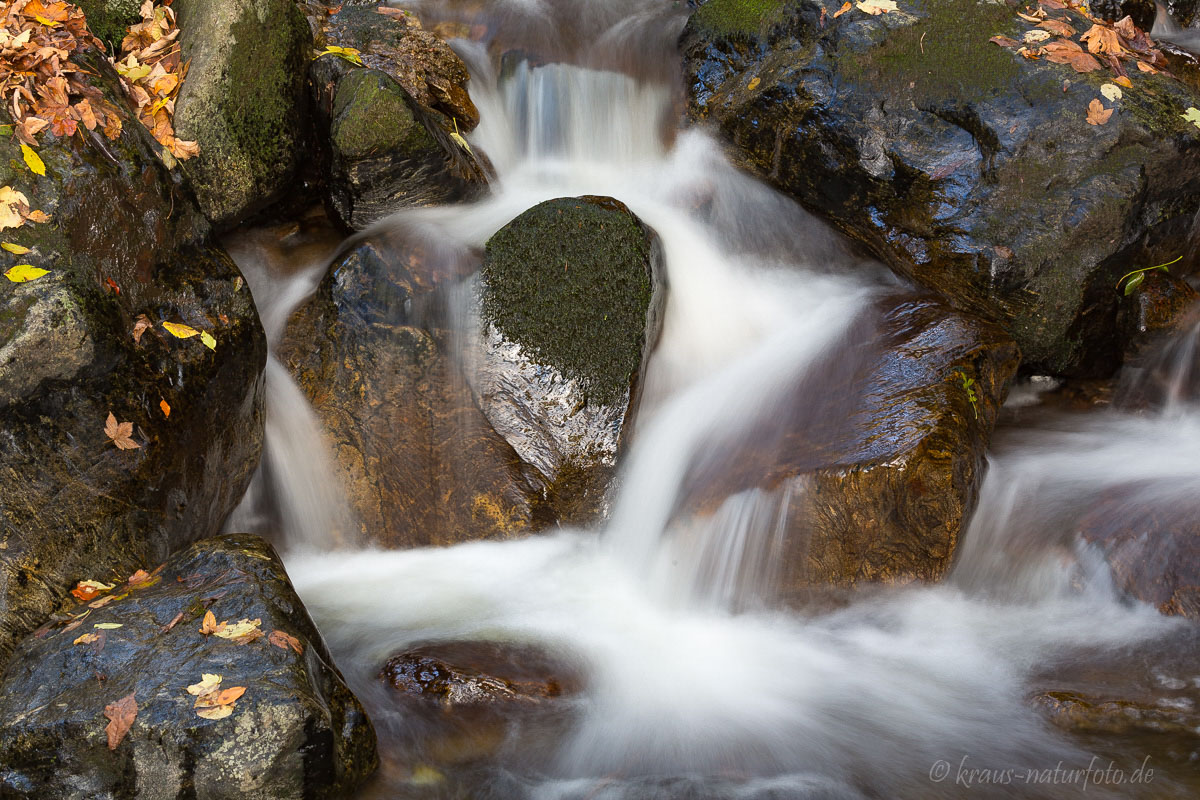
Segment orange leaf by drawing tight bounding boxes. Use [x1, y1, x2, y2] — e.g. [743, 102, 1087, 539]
[1081, 24, 1124, 56]
[127, 568, 152, 585]
[104, 412, 140, 450]
[103, 692, 137, 750]
[1037, 19, 1075, 37]
[199, 610, 223, 635]
[1086, 98, 1114, 125]
[833, 2, 852, 18]
[159, 399, 171, 418]
[268, 629, 303, 654]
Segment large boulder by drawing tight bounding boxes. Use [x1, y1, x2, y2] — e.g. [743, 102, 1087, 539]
[675, 295, 1019, 592]
[0, 534, 377, 798]
[278, 234, 549, 547]
[682, 0, 1200, 376]
[173, 0, 312, 227]
[75, 0, 142, 50]
[0, 52, 266, 662]
[475, 196, 666, 525]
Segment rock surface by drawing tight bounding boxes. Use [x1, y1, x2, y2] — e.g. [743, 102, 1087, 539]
[675, 294, 1019, 592]
[75, 0, 142, 50]
[0, 534, 377, 799]
[279, 233, 549, 547]
[475, 196, 666, 524]
[173, 0, 312, 227]
[0, 52, 266, 663]
[682, 0, 1200, 376]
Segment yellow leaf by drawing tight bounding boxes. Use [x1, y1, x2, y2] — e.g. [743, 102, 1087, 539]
[196, 704, 233, 720]
[186, 674, 222, 696]
[747, 76, 761, 91]
[73, 632, 100, 645]
[1100, 83, 1123, 102]
[1, 242, 31, 254]
[200, 330, 216, 351]
[316, 45, 364, 66]
[93, 622, 123, 630]
[4, 264, 49, 282]
[20, 144, 45, 176]
[214, 617, 263, 643]
[855, 0, 898, 14]
[34, 15, 59, 26]
[1115, 76, 1133, 89]
[161, 321, 200, 339]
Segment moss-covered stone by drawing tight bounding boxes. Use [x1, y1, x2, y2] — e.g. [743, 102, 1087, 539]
[173, 0, 312, 227]
[482, 197, 659, 405]
[683, 0, 1200, 377]
[0, 534, 377, 798]
[75, 0, 142, 52]
[692, 0, 786, 38]
[331, 69, 436, 160]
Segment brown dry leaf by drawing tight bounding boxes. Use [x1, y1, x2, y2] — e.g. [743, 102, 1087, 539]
[127, 569, 152, 586]
[1113, 15, 1137, 40]
[160, 611, 184, 633]
[833, 2, 852, 18]
[196, 704, 233, 720]
[198, 610, 223, 635]
[1081, 24, 1124, 56]
[1136, 60, 1158, 73]
[268, 630, 303, 654]
[131, 314, 153, 343]
[1086, 98, 1114, 125]
[1017, 10, 1046, 22]
[1037, 19, 1075, 37]
[989, 35, 1020, 48]
[25, 210, 51, 224]
[0, 187, 30, 231]
[103, 692, 137, 750]
[1115, 75, 1134, 88]
[73, 632, 99, 645]
[104, 412, 140, 450]
[88, 593, 124, 609]
[195, 685, 246, 708]
[1043, 41, 1103, 73]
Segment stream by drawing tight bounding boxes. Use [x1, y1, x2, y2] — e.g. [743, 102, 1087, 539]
[228, 1, 1199, 797]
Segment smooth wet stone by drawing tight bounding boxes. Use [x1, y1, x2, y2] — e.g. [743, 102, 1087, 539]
[278, 235, 548, 547]
[173, 0, 312, 226]
[675, 295, 1019, 592]
[476, 196, 666, 525]
[1116, 272, 1199, 364]
[0, 51, 265, 664]
[682, 0, 1200, 376]
[0, 534, 377, 799]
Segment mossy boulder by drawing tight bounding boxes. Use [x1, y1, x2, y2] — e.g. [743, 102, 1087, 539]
[278, 235, 549, 547]
[0, 534, 377, 798]
[309, 55, 487, 230]
[0, 52, 266, 664]
[683, 0, 1200, 376]
[75, 0, 142, 51]
[673, 295, 1018, 593]
[477, 196, 666, 524]
[172, 0, 312, 227]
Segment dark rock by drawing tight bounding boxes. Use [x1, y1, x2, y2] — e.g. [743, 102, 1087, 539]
[0, 51, 265, 663]
[477, 196, 666, 525]
[173, 0, 312, 227]
[1078, 485, 1200, 618]
[1092, 0, 1157, 30]
[278, 233, 549, 547]
[682, 0, 1200, 376]
[1164, 0, 1200, 28]
[0, 534, 376, 799]
[675, 295, 1019, 592]
[75, 0, 142, 51]
[321, 4, 480, 130]
[1116, 270, 1199, 363]
[1033, 690, 1200, 738]
[309, 57, 486, 230]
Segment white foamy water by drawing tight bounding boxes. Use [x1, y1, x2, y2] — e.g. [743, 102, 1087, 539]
[230, 1, 1200, 796]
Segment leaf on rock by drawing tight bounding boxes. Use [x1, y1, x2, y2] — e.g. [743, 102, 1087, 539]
[199, 610, 223, 635]
[1100, 83, 1123, 102]
[1043, 41, 1102, 73]
[195, 686, 246, 708]
[1, 242, 31, 255]
[199, 330, 216, 351]
[161, 320, 200, 339]
[159, 399, 171, 418]
[1183, 107, 1200, 130]
[989, 35, 1019, 48]
[316, 45, 364, 66]
[0, 187, 31, 230]
[1037, 19, 1074, 37]
[1087, 98, 1114, 125]
[833, 1, 852, 18]
[855, 0, 898, 14]
[196, 704, 233, 720]
[73, 632, 100, 645]
[4, 264, 49, 282]
[1081, 24, 1124, 56]
[186, 673, 222, 696]
[71, 580, 114, 602]
[268, 630, 303, 654]
[25, 210, 51, 224]
[88, 593, 125, 609]
[1024, 29, 1052, 44]
[93, 622, 123, 630]
[214, 618, 264, 644]
[127, 569, 152, 586]
[132, 314, 153, 344]
[1114, 75, 1133, 88]
[103, 692, 137, 750]
[104, 412, 140, 450]
[20, 144, 45, 176]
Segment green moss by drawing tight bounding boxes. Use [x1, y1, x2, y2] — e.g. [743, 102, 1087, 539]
[331, 70, 434, 159]
[692, 0, 785, 37]
[75, 0, 142, 53]
[843, 0, 1023, 104]
[482, 198, 656, 405]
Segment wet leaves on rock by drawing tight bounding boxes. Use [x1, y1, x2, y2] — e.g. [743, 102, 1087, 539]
[103, 692, 136, 750]
[104, 411, 140, 450]
[268, 629, 303, 653]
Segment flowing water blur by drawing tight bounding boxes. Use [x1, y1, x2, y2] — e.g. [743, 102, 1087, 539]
[232, 1, 1199, 797]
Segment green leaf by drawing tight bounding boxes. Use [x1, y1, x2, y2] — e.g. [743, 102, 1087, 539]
[93, 623, 123, 630]
[1123, 272, 1144, 295]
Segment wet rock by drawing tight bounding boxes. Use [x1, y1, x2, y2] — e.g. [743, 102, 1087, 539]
[0, 52, 265, 663]
[321, 3, 480, 130]
[75, 0, 142, 50]
[1033, 690, 1200, 738]
[1164, 0, 1200, 28]
[476, 196, 665, 525]
[682, 0, 1200, 376]
[1116, 271, 1199, 363]
[1092, 0, 1157, 30]
[173, 0, 312, 227]
[0, 534, 377, 799]
[278, 234, 548, 547]
[676, 295, 1019, 592]
[309, 58, 486, 230]
[1078, 487, 1200, 618]
[381, 641, 580, 709]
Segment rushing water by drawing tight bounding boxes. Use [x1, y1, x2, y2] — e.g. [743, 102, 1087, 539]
[231, 1, 1200, 798]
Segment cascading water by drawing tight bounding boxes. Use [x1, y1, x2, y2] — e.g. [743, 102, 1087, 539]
[233, 1, 1199, 797]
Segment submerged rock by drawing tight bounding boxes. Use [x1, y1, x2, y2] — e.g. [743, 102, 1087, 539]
[173, 0, 312, 226]
[0, 534, 376, 799]
[0, 52, 265, 662]
[682, 0, 1200, 376]
[476, 196, 666, 524]
[279, 234, 548, 547]
[675, 295, 1019, 593]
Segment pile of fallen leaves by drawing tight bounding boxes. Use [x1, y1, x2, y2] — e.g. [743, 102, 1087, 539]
[0, 0, 123, 145]
[113, 0, 195, 159]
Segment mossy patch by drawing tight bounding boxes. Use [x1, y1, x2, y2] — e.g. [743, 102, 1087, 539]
[692, 0, 786, 38]
[482, 197, 656, 405]
[331, 69, 433, 159]
[75, 0, 142, 52]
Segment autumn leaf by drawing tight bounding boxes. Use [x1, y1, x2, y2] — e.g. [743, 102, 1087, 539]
[1024, 29, 1052, 44]
[855, 0, 897, 15]
[161, 320, 200, 339]
[4, 265, 49, 282]
[132, 314, 152, 344]
[70, 580, 114, 602]
[0, 187, 30, 230]
[1081, 24, 1124, 56]
[88, 593, 125, 609]
[194, 686, 246, 708]
[1, 242, 31, 255]
[73, 632, 100, 645]
[186, 673, 222, 696]
[103, 692, 137, 750]
[1037, 19, 1075, 37]
[990, 35, 1020, 48]
[127, 569, 152, 586]
[1100, 83, 1123, 102]
[160, 611, 184, 633]
[25, 210, 51, 224]
[268, 630, 303, 654]
[1043, 41, 1102, 73]
[833, 1, 852, 18]
[1183, 107, 1200, 130]
[159, 398, 171, 418]
[20, 143, 45, 176]
[105, 412, 141, 450]
[93, 622, 123, 630]
[214, 617, 264, 644]
[199, 610, 223, 635]
[315, 45, 364, 66]
[200, 330, 216, 351]
[186, 673, 246, 719]
[196, 704, 233, 720]
[1087, 98, 1114, 125]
